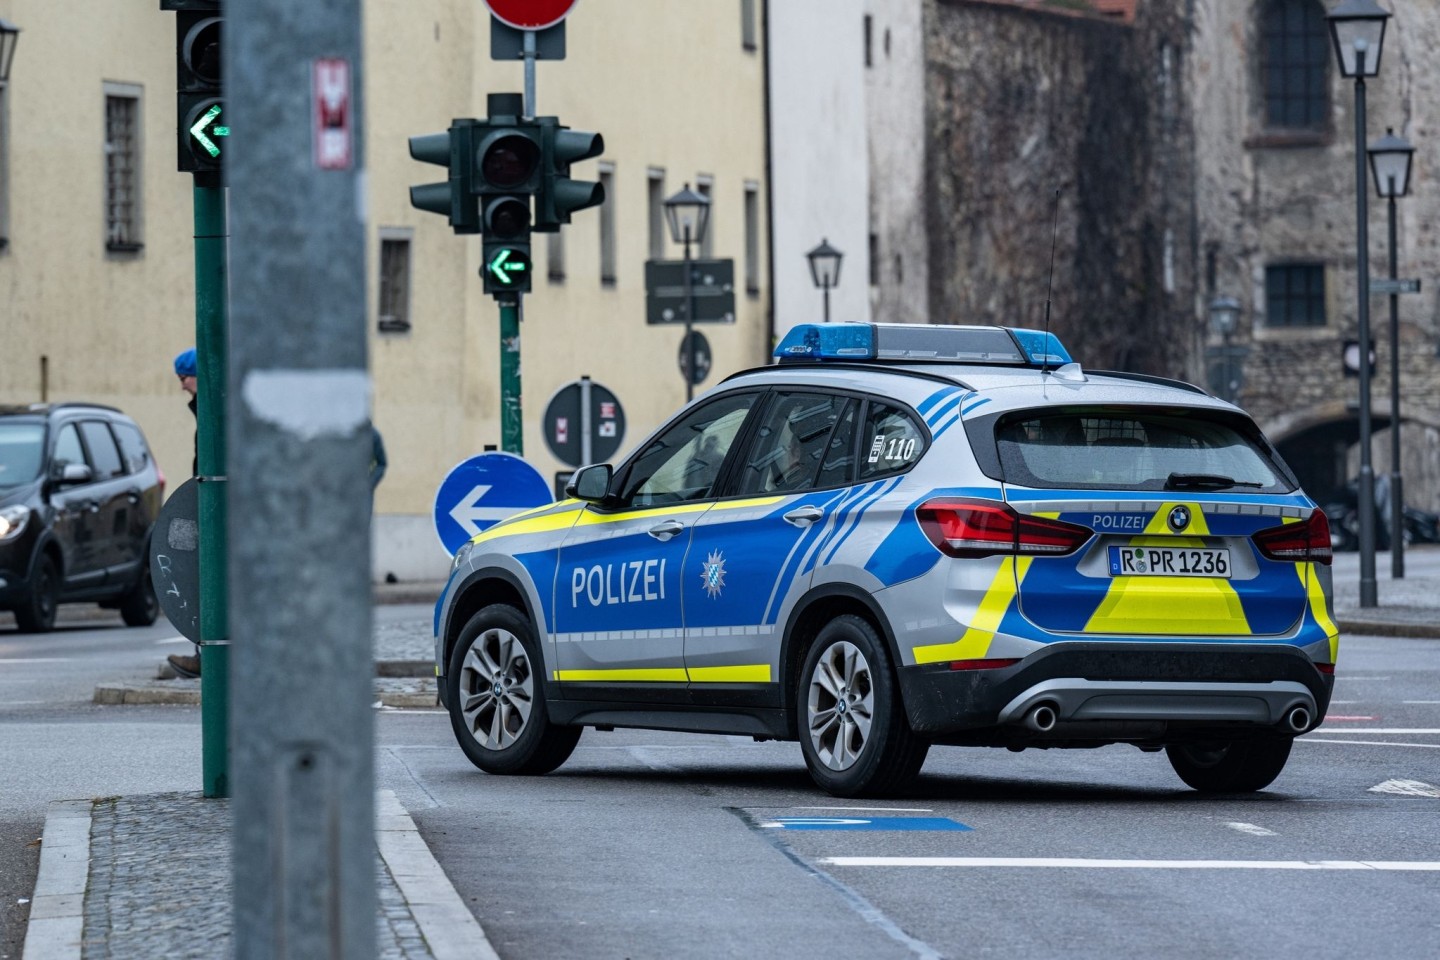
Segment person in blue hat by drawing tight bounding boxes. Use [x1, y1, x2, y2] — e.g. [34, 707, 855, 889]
[169, 348, 201, 679]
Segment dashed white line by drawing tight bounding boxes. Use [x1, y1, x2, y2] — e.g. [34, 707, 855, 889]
[1314, 728, 1440, 734]
[1402, 701, 1440, 705]
[1300, 738, 1440, 750]
[820, 857, 1440, 871]
[1225, 822, 1278, 837]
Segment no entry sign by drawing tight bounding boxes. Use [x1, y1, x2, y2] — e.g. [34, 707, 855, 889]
[485, 0, 578, 31]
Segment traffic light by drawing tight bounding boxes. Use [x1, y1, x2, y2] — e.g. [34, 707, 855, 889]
[534, 118, 605, 232]
[409, 119, 480, 234]
[477, 94, 542, 296]
[162, 1, 226, 177]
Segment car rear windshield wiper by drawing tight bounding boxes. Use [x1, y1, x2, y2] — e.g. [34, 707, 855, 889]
[1165, 472, 1265, 490]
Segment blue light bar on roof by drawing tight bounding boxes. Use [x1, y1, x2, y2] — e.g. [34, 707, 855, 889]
[1006, 328, 1072, 365]
[773, 323, 875, 359]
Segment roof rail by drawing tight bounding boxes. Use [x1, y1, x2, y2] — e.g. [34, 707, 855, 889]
[1087, 370, 1210, 396]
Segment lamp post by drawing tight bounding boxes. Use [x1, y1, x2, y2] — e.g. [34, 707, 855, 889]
[664, 183, 711, 402]
[1209, 296, 1241, 403]
[806, 238, 844, 324]
[1328, 0, 1390, 609]
[0, 19, 19, 87]
[1368, 127, 1414, 578]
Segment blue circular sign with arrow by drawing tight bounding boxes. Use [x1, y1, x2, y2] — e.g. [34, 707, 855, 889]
[433, 452, 552, 556]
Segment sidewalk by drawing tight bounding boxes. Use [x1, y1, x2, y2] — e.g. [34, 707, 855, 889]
[1331, 543, 1440, 638]
[21, 791, 496, 960]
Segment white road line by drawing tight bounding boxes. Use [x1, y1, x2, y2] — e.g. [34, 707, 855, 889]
[820, 857, 1440, 871]
[791, 806, 934, 813]
[1403, 701, 1440, 705]
[1368, 779, 1440, 797]
[0, 658, 71, 664]
[1314, 728, 1440, 734]
[153, 636, 190, 646]
[1225, 822, 1278, 837]
[1297, 738, 1440, 749]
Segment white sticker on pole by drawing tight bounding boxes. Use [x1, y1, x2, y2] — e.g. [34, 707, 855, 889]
[313, 58, 352, 171]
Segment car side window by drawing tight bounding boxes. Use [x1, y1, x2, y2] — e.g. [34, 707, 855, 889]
[79, 422, 125, 481]
[736, 393, 851, 496]
[858, 401, 926, 481]
[112, 423, 152, 475]
[52, 424, 87, 474]
[619, 393, 757, 508]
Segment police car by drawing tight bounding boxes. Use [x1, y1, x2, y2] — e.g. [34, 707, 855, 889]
[435, 323, 1336, 797]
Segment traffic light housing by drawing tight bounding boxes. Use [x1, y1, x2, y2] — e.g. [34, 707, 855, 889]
[535, 119, 605, 232]
[477, 94, 542, 296]
[409, 120, 481, 234]
[163, 1, 226, 178]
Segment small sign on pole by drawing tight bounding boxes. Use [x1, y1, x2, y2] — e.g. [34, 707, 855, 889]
[1370, 278, 1422, 296]
[312, 59, 352, 170]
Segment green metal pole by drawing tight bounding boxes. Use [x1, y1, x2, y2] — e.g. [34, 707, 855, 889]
[500, 295, 523, 454]
[194, 180, 229, 798]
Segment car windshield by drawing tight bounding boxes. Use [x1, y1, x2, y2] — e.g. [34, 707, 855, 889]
[994, 409, 1290, 492]
[0, 423, 46, 489]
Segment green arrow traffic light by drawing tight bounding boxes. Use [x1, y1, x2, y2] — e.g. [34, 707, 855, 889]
[486, 248, 531, 287]
[189, 102, 228, 158]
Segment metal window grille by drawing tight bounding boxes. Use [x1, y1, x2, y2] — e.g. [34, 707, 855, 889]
[377, 238, 411, 333]
[696, 178, 714, 260]
[599, 167, 616, 285]
[647, 170, 665, 261]
[1260, 0, 1328, 129]
[104, 95, 141, 250]
[548, 231, 565, 282]
[741, 0, 757, 51]
[1265, 263, 1326, 327]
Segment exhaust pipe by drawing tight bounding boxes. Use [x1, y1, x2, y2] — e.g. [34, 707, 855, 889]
[1024, 702, 1059, 733]
[1285, 706, 1311, 733]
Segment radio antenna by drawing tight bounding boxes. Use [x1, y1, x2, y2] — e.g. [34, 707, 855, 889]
[1043, 188, 1061, 370]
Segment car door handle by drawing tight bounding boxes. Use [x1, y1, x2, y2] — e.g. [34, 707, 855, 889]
[783, 505, 824, 528]
[648, 520, 685, 541]
[127, 490, 142, 505]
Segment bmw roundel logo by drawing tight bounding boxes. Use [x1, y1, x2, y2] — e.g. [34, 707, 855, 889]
[1167, 506, 1191, 533]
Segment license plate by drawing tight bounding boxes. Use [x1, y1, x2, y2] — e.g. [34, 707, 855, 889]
[1108, 546, 1231, 579]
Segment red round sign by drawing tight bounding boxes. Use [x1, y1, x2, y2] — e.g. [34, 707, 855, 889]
[485, 0, 578, 31]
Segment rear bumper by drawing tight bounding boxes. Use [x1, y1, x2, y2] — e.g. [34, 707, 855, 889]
[899, 641, 1334, 739]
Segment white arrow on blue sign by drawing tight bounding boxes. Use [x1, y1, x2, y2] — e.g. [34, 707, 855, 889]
[433, 452, 552, 556]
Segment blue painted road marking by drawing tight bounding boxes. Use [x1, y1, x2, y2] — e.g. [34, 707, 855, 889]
[759, 817, 972, 832]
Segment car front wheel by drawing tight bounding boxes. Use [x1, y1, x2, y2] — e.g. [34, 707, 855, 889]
[15, 554, 59, 634]
[798, 614, 927, 797]
[1166, 737, 1293, 793]
[119, 565, 159, 627]
[446, 605, 581, 776]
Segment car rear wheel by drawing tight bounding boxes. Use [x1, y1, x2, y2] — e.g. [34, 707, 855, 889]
[446, 605, 581, 776]
[119, 566, 159, 627]
[1165, 737, 1293, 793]
[15, 554, 59, 634]
[798, 614, 928, 797]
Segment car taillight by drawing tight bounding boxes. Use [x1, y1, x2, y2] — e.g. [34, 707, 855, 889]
[1253, 510, 1333, 565]
[916, 498, 1092, 558]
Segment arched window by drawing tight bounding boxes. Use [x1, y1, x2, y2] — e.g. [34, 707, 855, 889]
[1260, 0, 1329, 129]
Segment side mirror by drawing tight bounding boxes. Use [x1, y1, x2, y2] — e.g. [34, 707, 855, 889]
[567, 463, 613, 504]
[55, 463, 94, 486]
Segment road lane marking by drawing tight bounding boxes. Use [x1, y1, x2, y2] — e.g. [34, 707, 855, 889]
[1314, 728, 1440, 734]
[819, 857, 1440, 871]
[0, 658, 71, 664]
[1368, 779, 1440, 797]
[1403, 701, 1440, 705]
[153, 636, 191, 645]
[1299, 738, 1440, 749]
[791, 806, 934, 813]
[1324, 715, 1381, 721]
[1225, 822, 1278, 836]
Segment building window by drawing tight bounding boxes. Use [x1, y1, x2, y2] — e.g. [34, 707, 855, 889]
[743, 181, 760, 296]
[864, 15, 873, 68]
[547, 232, 565, 283]
[104, 85, 143, 252]
[741, 0, 757, 52]
[1260, 0, 1328, 130]
[599, 164, 616, 285]
[1265, 263, 1326, 327]
[868, 232, 879, 287]
[0, 82, 10, 252]
[648, 168, 666, 261]
[696, 176, 714, 259]
[377, 229, 412, 334]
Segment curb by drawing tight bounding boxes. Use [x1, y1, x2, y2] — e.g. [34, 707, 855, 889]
[20, 800, 91, 960]
[94, 676, 439, 708]
[1336, 617, 1440, 639]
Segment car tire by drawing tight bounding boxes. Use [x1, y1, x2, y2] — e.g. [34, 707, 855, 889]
[15, 554, 59, 634]
[446, 605, 581, 776]
[1165, 737, 1293, 793]
[119, 566, 159, 627]
[797, 614, 928, 798]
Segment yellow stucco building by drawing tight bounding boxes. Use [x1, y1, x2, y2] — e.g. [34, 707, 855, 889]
[0, 0, 771, 579]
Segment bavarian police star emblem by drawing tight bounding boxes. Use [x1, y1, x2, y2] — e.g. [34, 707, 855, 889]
[701, 550, 727, 599]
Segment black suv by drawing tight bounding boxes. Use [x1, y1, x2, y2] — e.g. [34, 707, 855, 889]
[0, 404, 162, 632]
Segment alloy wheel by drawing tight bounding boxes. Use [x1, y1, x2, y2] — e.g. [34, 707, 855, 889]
[458, 627, 535, 751]
[806, 640, 874, 771]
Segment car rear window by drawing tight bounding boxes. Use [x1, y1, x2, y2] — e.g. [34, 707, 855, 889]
[992, 409, 1291, 492]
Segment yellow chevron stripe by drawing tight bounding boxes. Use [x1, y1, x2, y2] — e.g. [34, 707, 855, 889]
[688, 664, 773, 683]
[469, 505, 585, 547]
[1142, 502, 1211, 536]
[912, 557, 1031, 664]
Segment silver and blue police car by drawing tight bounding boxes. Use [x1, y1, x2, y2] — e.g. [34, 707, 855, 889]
[435, 323, 1336, 797]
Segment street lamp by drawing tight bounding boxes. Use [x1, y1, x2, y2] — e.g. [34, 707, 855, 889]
[0, 19, 20, 87]
[664, 183, 711, 402]
[806, 238, 844, 324]
[1208, 296, 1241, 402]
[1368, 126, 1414, 579]
[1328, 0, 1391, 609]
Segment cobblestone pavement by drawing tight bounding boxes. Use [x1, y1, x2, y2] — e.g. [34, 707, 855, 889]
[81, 794, 435, 960]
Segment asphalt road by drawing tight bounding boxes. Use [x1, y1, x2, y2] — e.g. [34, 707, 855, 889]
[386, 629, 1440, 960]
